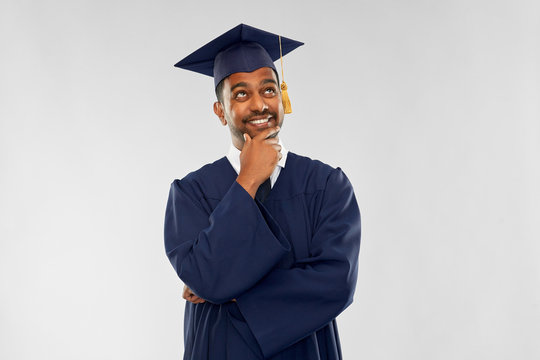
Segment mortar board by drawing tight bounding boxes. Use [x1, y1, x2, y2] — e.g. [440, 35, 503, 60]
[174, 24, 303, 113]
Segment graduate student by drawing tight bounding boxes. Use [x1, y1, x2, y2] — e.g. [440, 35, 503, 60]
[164, 24, 361, 360]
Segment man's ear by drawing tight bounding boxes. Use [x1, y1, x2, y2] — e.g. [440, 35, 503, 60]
[213, 101, 227, 126]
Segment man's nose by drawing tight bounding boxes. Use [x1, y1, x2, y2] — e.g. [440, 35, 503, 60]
[250, 92, 268, 112]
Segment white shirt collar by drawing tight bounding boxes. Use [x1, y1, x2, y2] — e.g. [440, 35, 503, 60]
[226, 139, 288, 188]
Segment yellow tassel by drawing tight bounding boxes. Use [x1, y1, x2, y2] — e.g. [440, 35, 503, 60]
[281, 81, 292, 114]
[278, 35, 292, 114]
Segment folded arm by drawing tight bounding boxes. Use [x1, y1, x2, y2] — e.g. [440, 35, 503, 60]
[164, 178, 290, 304]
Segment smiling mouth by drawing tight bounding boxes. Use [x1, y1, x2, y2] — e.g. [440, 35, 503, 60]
[247, 116, 272, 125]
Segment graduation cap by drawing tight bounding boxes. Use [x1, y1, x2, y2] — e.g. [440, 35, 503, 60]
[174, 23, 304, 113]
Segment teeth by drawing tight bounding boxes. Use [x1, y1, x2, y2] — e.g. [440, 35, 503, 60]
[249, 118, 269, 124]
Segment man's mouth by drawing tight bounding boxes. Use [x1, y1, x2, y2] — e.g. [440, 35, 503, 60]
[247, 116, 272, 125]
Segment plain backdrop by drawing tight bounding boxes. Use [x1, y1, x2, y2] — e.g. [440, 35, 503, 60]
[1, 0, 539, 359]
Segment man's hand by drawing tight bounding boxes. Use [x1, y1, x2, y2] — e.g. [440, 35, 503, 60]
[236, 126, 282, 198]
[183, 285, 206, 304]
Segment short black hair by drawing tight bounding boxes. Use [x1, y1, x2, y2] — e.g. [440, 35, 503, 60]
[214, 68, 280, 104]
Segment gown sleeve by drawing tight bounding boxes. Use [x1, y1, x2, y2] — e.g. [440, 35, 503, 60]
[235, 168, 361, 359]
[164, 178, 291, 304]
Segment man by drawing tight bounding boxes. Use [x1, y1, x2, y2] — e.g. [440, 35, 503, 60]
[164, 24, 361, 360]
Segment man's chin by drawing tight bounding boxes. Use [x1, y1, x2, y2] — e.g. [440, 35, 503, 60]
[249, 127, 278, 138]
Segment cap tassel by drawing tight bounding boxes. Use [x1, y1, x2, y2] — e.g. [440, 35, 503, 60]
[279, 36, 292, 114]
[281, 81, 292, 114]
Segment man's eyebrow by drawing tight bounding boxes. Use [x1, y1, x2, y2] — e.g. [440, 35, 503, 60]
[261, 79, 278, 86]
[230, 82, 248, 92]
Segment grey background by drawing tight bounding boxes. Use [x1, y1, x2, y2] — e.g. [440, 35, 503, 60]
[1, 0, 539, 359]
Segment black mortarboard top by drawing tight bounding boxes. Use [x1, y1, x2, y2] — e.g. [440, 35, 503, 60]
[174, 23, 304, 89]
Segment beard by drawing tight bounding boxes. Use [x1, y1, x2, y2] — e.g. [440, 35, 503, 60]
[226, 109, 284, 149]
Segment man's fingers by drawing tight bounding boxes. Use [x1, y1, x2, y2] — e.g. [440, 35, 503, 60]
[187, 293, 206, 304]
[264, 137, 279, 145]
[182, 285, 190, 300]
[183, 285, 206, 304]
[188, 293, 205, 303]
[265, 131, 279, 139]
[265, 126, 280, 139]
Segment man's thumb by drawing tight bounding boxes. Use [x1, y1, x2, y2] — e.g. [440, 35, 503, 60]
[243, 133, 251, 142]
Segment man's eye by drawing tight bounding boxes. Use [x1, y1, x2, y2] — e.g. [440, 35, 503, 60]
[235, 91, 247, 99]
[264, 88, 276, 94]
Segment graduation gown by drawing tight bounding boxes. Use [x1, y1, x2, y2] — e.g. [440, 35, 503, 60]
[164, 152, 361, 360]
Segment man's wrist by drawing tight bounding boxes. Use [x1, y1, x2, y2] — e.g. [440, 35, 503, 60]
[236, 175, 259, 198]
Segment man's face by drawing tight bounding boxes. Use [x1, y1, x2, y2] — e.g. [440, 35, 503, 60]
[214, 67, 284, 149]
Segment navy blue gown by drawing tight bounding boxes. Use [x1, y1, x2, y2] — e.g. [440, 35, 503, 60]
[164, 152, 361, 359]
